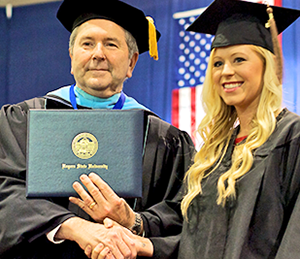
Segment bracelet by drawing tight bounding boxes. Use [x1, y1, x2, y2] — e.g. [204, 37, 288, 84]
[129, 213, 143, 236]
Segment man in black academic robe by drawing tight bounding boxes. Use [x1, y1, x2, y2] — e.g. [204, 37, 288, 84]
[0, 95, 194, 258]
[0, 0, 195, 257]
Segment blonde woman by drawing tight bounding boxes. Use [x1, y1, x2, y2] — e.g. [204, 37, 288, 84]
[70, 0, 300, 258]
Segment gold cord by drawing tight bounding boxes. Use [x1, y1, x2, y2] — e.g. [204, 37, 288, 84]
[266, 5, 283, 84]
[146, 16, 159, 60]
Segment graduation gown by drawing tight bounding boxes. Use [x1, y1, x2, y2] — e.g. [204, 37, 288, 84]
[142, 108, 300, 259]
[0, 96, 195, 258]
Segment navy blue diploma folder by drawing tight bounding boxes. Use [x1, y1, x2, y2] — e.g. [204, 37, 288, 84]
[26, 109, 144, 198]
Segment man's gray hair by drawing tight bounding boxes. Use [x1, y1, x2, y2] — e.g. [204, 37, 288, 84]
[69, 24, 139, 58]
[124, 29, 139, 58]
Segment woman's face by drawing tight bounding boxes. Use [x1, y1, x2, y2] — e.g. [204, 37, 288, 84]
[212, 44, 264, 113]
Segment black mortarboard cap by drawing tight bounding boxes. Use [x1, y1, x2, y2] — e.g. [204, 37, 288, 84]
[187, 0, 300, 53]
[57, 0, 161, 57]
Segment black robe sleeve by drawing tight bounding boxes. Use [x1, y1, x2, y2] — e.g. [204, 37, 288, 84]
[0, 99, 75, 255]
[275, 191, 300, 258]
[136, 114, 195, 211]
[133, 113, 195, 259]
[140, 196, 184, 259]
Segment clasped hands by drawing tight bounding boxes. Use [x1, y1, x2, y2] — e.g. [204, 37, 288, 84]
[63, 172, 152, 259]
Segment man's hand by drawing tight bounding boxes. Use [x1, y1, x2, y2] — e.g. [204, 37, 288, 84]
[69, 173, 136, 228]
[104, 218, 154, 258]
[55, 217, 137, 259]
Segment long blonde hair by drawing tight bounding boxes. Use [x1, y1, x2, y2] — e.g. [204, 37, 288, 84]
[181, 45, 282, 218]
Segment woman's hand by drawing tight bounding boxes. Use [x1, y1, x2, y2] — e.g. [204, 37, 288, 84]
[85, 218, 153, 258]
[69, 173, 136, 228]
[85, 243, 115, 259]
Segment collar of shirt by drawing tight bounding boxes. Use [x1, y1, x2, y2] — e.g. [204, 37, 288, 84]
[47, 85, 149, 111]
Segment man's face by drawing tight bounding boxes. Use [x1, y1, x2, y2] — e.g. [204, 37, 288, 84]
[70, 19, 138, 98]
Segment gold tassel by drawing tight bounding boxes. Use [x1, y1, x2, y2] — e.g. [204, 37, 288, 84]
[266, 5, 283, 84]
[146, 16, 159, 60]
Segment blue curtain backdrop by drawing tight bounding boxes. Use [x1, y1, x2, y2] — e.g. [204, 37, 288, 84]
[282, 0, 300, 114]
[0, 0, 299, 123]
[0, 7, 8, 106]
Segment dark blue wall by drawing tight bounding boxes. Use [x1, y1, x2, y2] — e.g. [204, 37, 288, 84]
[3, 2, 74, 105]
[0, 7, 8, 106]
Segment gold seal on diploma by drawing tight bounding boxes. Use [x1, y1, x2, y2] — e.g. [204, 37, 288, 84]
[72, 133, 98, 159]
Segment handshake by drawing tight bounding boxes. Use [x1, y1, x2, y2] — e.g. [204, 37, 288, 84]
[55, 173, 153, 259]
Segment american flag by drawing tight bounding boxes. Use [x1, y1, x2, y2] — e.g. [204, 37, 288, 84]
[172, 0, 280, 149]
